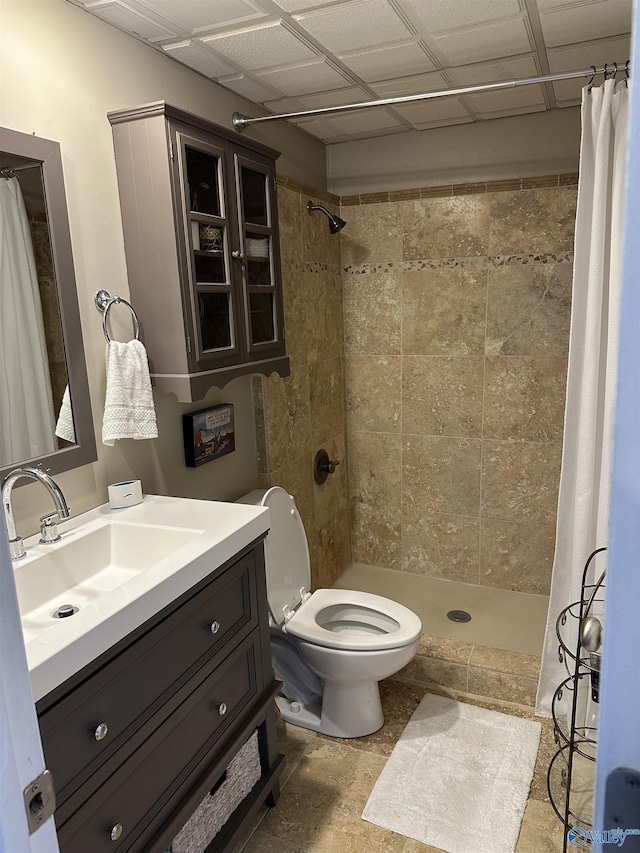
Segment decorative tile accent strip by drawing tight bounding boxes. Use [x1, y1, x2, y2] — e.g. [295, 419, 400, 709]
[285, 260, 338, 275]
[276, 175, 340, 206]
[340, 174, 579, 206]
[342, 253, 574, 275]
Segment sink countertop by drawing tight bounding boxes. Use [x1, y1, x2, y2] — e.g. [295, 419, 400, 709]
[15, 495, 270, 702]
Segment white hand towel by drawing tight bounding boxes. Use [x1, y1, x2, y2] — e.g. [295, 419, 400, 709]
[55, 385, 76, 443]
[102, 339, 158, 446]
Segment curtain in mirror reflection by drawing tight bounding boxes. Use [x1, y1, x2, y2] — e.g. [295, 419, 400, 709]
[0, 173, 59, 466]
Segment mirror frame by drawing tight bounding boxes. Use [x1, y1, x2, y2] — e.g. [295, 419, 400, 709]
[0, 126, 97, 481]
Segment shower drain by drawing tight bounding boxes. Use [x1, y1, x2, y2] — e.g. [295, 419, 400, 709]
[447, 609, 472, 623]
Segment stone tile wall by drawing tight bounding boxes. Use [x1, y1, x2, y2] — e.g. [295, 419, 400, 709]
[253, 179, 350, 590]
[341, 181, 577, 594]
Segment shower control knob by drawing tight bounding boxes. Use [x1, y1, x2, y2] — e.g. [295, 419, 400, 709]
[210, 620, 220, 635]
[314, 449, 340, 484]
[94, 722, 109, 741]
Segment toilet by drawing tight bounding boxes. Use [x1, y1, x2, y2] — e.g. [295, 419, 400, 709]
[237, 487, 422, 738]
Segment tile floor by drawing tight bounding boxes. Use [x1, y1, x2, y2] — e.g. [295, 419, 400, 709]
[236, 680, 566, 853]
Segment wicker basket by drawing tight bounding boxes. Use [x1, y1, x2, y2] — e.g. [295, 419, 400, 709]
[169, 730, 261, 853]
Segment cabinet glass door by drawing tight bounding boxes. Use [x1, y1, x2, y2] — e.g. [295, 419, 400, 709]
[179, 136, 240, 365]
[235, 155, 282, 356]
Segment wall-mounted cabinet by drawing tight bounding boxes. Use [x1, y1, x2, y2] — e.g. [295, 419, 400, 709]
[108, 102, 289, 402]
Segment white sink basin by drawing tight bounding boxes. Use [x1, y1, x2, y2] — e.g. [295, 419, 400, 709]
[15, 494, 270, 701]
[16, 521, 199, 626]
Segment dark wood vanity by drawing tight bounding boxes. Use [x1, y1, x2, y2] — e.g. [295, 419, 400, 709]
[35, 538, 284, 853]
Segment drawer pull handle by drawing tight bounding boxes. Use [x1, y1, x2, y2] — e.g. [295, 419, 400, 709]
[110, 823, 123, 842]
[94, 723, 109, 741]
[210, 620, 221, 635]
[218, 702, 227, 716]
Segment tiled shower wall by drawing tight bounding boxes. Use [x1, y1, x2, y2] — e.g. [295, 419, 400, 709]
[253, 178, 350, 591]
[341, 178, 577, 595]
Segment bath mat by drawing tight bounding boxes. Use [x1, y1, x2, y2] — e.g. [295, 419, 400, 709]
[362, 693, 541, 853]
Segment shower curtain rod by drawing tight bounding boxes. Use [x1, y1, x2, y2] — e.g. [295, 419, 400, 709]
[0, 162, 40, 174]
[232, 62, 629, 132]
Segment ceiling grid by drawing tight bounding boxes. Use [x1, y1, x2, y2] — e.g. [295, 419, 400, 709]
[68, 0, 631, 142]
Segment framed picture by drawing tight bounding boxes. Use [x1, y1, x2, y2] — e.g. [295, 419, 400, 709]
[183, 404, 235, 467]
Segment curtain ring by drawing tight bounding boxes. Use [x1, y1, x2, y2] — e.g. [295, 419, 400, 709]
[625, 60, 630, 87]
[587, 65, 597, 93]
[612, 62, 618, 79]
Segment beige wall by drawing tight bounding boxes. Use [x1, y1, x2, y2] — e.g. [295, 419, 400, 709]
[341, 178, 577, 595]
[253, 179, 350, 590]
[1, 0, 326, 535]
[327, 108, 581, 196]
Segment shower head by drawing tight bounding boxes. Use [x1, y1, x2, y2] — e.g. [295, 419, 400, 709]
[307, 201, 347, 234]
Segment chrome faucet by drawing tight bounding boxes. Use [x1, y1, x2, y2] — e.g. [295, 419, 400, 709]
[1, 467, 71, 561]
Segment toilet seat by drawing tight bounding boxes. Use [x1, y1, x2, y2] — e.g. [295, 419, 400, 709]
[236, 486, 421, 652]
[285, 588, 422, 652]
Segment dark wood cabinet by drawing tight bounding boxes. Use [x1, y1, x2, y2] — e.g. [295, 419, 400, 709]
[37, 539, 284, 853]
[108, 102, 289, 402]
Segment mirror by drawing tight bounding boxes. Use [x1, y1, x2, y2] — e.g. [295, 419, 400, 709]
[0, 126, 96, 481]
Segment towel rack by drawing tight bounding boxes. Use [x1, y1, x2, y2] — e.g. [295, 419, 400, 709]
[95, 289, 141, 344]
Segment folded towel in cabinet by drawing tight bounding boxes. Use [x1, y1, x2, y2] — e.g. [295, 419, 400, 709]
[102, 339, 158, 446]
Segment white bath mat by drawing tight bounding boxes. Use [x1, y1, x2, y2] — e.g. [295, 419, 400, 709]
[362, 693, 541, 853]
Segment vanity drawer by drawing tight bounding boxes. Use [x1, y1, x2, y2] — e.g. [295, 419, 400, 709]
[57, 631, 262, 853]
[39, 551, 258, 802]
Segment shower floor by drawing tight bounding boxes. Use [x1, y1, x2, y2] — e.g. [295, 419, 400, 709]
[332, 564, 549, 706]
[333, 563, 548, 654]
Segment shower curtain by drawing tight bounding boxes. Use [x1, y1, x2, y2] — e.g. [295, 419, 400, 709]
[0, 175, 56, 467]
[536, 78, 629, 717]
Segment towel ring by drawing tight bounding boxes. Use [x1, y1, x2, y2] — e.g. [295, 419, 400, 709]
[95, 289, 140, 344]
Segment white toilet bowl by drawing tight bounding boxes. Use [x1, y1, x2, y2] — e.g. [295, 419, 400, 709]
[237, 487, 421, 738]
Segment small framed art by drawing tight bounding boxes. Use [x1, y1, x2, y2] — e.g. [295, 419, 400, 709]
[183, 404, 235, 467]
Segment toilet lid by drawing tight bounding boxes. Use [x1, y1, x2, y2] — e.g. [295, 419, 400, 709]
[260, 487, 311, 626]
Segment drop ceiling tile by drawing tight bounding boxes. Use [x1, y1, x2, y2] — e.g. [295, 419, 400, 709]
[162, 40, 236, 78]
[83, 0, 180, 40]
[536, 0, 580, 7]
[548, 36, 631, 102]
[465, 83, 547, 112]
[140, 0, 266, 32]
[295, 86, 370, 108]
[291, 116, 348, 140]
[414, 116, 475, 130]
[217, 73, 281, 102]
[540, 0, 631, 47]
[370, 70, 449, 97]
[403, 0, 523, 32]
[200, 21, 317, 70]
[446, 54, 540, 86]
[327, 106, 401, 133]
[293, 0, 412, 54]
[255, 59, 351, 96]
[394, 96, 471, 125]
[476, 103, 547, 120]
[272, 0, 346, 10]
[261, 96, 306, 113]
[430, 17, 533, 65]
[339, 40, 436, 82]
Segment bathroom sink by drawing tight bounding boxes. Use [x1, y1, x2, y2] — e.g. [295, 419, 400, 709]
[15, 521, 199, 627]
[14, 494, 270, 701]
